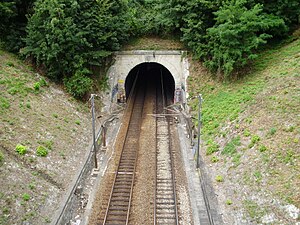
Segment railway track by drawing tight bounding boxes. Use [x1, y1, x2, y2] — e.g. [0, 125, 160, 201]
[154, 73, 179, 224]
[100, 70, 180, 224]
[102, 76, 145, 225]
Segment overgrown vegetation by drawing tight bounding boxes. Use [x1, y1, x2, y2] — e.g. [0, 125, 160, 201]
[1, 0, 299, 96]
[15, 144, 27, 155]
[36, 146, 48, 157]
[0, 0, 35, 52]
[188, 34, 300, 221]
[0, 151, 4, 165]
[22, 0, 132, 98]
[158, 0, 299, 77]
[1, 47, 92, 225]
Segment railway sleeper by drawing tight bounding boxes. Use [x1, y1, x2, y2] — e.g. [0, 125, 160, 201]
[156, 198, 175, 203]
[157, 179, 173, 183]
[157, 209, 176, 214]
[112, 190, 130, 195]
[109, 202, 129, 206]
[111, 192, 130, 197]
[156, 186, 173, 190]
[110, 197, 130, 202]
[156, 215, 176, 219]
[114, 180, 132, 185]
[156, 193, 174, 198]
[118, 169, 134, 173]
[113, 185, 132, 189]
[156, 204, 175, 209]
[108, 206, 128, 210]
[104, 223, 126, 225]
[107, 211, 128, 216]
[115, 174, 133, 179]
[105, 218, 127, 223]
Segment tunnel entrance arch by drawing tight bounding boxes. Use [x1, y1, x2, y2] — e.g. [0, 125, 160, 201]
[107, 50, 189, 111]
[124, 62, 175, 101]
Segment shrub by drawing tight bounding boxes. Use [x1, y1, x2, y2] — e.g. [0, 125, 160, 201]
[206, 140, 219, 155]
[26, 102, 31, 109]
[39, 78, 48, 87]
[211, 156, 219, 163]
[75, 119, 81, 125]
[36, 146, 48, 157]
[243, 129, 251, 137]
[0, 96, 10, 110]
[33, 82, 40, 91]
[38, 140, 53, 150]
[269, 127, 277, 135]
[22, 193, 30, 201]
[202, 1, 286, 77]
[0, 151, 4, 165]
[215, 175, 224, 182]
[24, 0, 130, 89]
[15, 144, 27, 155]
[251, 135, 260, 144]
[226, 199, 233, 205]
[259, 145, 267, 152]
[222, 136, 241, 156]
[29, 183, 35, 190]
[64, 70, 93, 99]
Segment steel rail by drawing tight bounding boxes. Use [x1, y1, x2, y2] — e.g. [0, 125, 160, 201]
[102, 72, 144, 225]
[154, 71, 179, 225]
[164, 71, 179, 225]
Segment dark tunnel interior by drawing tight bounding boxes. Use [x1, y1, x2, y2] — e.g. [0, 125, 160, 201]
[125, 63, 175, 104]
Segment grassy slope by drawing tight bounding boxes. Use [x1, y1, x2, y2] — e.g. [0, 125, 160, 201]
[122, 36, 184, 50]
[0, 50, 91, 224]
[188, 37, 300, 223]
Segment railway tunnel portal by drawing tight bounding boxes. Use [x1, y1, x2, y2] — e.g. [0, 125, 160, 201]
[107, 50, 189, 107]
[125, 62, 175, 101]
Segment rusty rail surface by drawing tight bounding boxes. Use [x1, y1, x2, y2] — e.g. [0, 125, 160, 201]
[154, 71, 179, 225]
[102, 75, 145, 225]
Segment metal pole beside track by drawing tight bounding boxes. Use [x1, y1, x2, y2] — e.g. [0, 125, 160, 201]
[196, 94, 203, 169]
[91, 94, 98, 169]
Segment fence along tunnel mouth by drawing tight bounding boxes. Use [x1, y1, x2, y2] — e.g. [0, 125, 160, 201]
[125, 62, 175, 104]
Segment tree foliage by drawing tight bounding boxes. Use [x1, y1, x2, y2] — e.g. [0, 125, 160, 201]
[0, 0, 35, 52]
[1, 0, 300, 92]
[202, 1, 286, 77]
[23, 0, 131, 97]
[157, 0, 297, 78]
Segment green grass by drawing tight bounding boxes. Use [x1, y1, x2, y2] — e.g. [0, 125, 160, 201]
[0, 96, 10, 112]
[37, 140, 53, 150]
[188, 36, 300, 214]
[190, 80, 263, 137]
[0, 151, 4, 165]
[189, 38, 300, 139]
[243, 200, 266, 222]
[222, 136, 241, 156]
[36, 146, 48, 157]
[206, 139, 219, 155]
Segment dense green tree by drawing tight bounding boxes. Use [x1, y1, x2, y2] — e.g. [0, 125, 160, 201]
[202, 1, 286, 77]
[24, 0, 131, 97]
[0, 0, 35, 52]
[248, 0, 300, 28]
[158, 0, 294, 77]
[2, 0, 299, 86]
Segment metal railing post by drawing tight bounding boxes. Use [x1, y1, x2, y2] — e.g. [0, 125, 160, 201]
[196, 94, 203, 169]
[91, 94, 98, 169]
